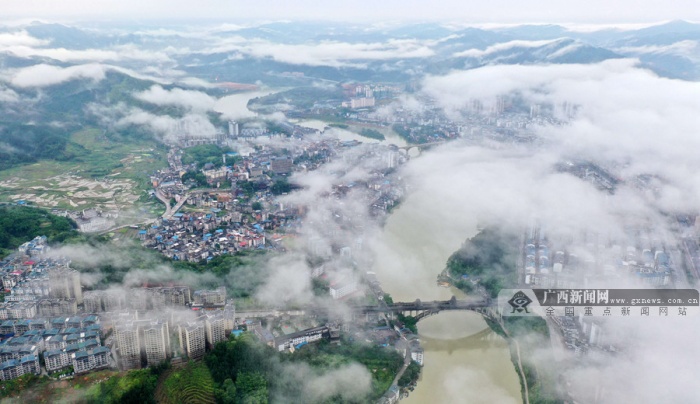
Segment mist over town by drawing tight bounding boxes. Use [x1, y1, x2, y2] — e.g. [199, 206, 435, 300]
[0, 2, 699, 403]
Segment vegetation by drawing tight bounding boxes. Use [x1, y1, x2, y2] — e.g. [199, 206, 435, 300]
[182, 171, 209, 188]
[485, 312, 561, 403]
[359, 128, 385, 141]
[181, 145, 233, 169]
[205, 333, 404, 403]
[0, 205, 79, 258]
[391, 124, 441, 144]
[396, 314, 418, 334]
[84, 366, 165, 404]
[67, 237, 270, 296]
[398, 362, 421, 388]
[248, 86, 344, 111]
[311, 276, 330, 297]
[171, 250, 271, 298]
[0, 374, 42, 399]
[270, 179, 292, 195]
[0, 122, 81, 171]
[156, 361, 217, 404]
[446, 227, 519, 297]
[382, 293, 394, 305]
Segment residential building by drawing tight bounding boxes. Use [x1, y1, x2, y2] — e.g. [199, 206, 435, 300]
[203, 314, 226, 348]
[178, 322, 205, 360]
[115, 323, 141, 370]
[329, 279, 358, 300]
[44, 349, 70, 373]
[0, 354, 40, 381]
[142, 321, 170, 367]
[192, 287, 226, 307]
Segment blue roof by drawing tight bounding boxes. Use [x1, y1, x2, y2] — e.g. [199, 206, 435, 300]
[139, 230, 147, 234]
[94, 346, 110, 354]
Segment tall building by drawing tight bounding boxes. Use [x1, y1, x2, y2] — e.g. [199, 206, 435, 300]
[228, 120, 239, 137]
[115, 323, 141, 370]
[178, 322, 205, 360]
[48, 268, 82, 304]
[142, 321, 170, 367]
[203, 314, 226, 348]
[222, 301, 236, 333]
[192, 287, 226, 307]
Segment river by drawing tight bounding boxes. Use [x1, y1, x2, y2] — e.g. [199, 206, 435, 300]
[216, 92, 522, 402]
[293, 119, 408, 147]
[214, 90, 280, 120]
[372, 190, 522, 403]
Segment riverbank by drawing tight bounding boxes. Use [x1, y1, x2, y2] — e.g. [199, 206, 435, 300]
[484, 315, 564, 404]
[373, 197, 522, 403]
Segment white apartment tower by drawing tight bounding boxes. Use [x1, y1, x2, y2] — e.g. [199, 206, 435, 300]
[178, 322, 205, 360]
[115, 323, 141, 370]
[142, 321, 170, 367]
[204, 314, 226, 348]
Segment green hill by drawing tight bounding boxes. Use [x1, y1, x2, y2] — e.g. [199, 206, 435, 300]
[0, 205, 79, 258]
[156, 361, 217, 404]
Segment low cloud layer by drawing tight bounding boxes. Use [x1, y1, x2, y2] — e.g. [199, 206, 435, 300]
[9, 63, 107, 87]
[370, 59, 700, 403]
[133, 84, 218, 112]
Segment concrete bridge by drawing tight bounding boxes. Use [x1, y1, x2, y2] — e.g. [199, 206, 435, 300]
[396, 141, 446, 158]
[355, 296, 493, 321]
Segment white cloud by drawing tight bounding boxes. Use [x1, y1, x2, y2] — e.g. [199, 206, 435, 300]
[1, 43, 173, 63]
[453, 39, 563, 58]
[4, 63, 176, 88]
[117, 109, 218, 144]
[0, 30, 48, 47]
[133, 85, 218, 112]
[9, 63, 107, 87]
[202, 38, 435, 67]
[0, 86, 20, 102]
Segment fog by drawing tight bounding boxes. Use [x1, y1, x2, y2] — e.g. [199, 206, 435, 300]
[1, 14, 699, 403]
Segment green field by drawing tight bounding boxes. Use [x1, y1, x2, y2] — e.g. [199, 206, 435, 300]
[0, 127, 166, 212]
[156, 362, 217, 404]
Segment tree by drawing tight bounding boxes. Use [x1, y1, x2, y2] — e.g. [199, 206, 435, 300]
[251, 202, 263, 211]
[383, 293, 394, 305]
[398, 362, 421, 388]
[270, 179, 291, 195]
[181, 171, 208, 188]
[235, 372, 268, 404]
[221, 378, 237, 404]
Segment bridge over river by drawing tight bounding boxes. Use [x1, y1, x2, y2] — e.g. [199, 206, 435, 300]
[235, 296, 496, 322]
[356, 296, 494, 321]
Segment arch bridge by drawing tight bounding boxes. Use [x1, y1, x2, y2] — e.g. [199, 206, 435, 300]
[355, 296, 494, 322]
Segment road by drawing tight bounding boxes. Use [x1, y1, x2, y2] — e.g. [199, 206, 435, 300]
[154, 189, 173, 218]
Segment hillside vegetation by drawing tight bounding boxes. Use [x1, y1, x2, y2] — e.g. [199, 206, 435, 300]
[156, 361, 217, 404]
[0, 205, 79, 258]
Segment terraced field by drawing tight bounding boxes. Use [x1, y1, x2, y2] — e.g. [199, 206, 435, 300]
[155, 362, 217, 404]
[0, 127, 166, 214]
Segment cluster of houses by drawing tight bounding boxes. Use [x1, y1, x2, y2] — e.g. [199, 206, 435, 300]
[104, 299, 236, 370]
[141, 214, 269, 262]
[0, 315, 108, 381]
[522, 225, 673, 288]
[0, 237, 83, 320]
[83, 286, 226, 313]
